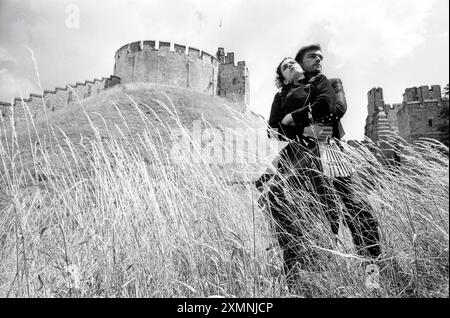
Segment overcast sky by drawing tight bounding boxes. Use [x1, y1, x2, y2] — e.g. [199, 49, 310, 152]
[0, 0, 448, 140]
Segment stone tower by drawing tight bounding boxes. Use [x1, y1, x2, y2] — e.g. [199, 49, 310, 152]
[365, 85, 448, 145]
[114, 41, 219, 95]
[113, 40, 250, 107]
[216, 47, 250, 107]
[364, 87, 395, 142]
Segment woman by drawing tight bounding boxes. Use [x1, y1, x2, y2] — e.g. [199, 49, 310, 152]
[260, 57, 343, 286]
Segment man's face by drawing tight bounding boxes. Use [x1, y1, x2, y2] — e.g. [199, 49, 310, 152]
[300, 49, 323, 75]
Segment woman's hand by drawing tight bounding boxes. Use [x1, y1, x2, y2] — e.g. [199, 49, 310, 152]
[281, 113, 295, 126]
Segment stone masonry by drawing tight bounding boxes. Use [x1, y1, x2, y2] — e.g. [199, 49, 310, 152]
[215, 47, 250, 107]
[365, 85, 448, 144]
[114, 41, 219, 96]
[114, 40, 249, 106]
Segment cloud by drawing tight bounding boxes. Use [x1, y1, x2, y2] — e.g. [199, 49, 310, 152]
[0, 47, 17, 64]
[0, 68, 39, 102]
[307, 0, 436, 67]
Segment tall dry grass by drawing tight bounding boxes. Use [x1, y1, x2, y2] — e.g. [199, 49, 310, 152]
[0, 92, 448, 298]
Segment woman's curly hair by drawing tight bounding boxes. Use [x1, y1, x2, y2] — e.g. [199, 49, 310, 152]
[274, 57, 290, 90]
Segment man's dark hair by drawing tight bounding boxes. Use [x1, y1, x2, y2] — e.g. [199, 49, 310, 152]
[295, 43, 322, 64]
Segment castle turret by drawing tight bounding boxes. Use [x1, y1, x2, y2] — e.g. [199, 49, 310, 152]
[113, 40, 220, 95]
[0, 101, 12, 118]
[365, 84, 448, 147]
[367, 87, 385, 116]
[364, 87, 399, 164]
[365, 87, 386, 141]
[215, 48, 250, 107]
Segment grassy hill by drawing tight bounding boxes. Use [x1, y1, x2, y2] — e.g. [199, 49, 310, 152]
[0, 83, 277, 182]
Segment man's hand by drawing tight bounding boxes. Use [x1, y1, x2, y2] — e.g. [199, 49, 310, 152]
[303, 124, 333, 140]
[281, 113, 295, 126]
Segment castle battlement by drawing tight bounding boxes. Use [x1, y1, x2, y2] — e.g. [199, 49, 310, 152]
[0, 102, 12, 118]
[1, 75, 121, 123]
[188, 46, 201, 58]
[224, 52, 234, 64]
[201, 51, 212, 63]
[366, 87, 386, 117]
[403, 85, 442, 103]
[214, 46, 249, 106]
[115, 40, 220, 66]
[143, 40, 156, 50]
[174, 43, 186, 54]
[365, 84, 448, 145]
[130, 41, 141, 53]
[158, 41, 171, 51]
[113, 40, 249, 103]
[113, 40, 241, 97]
[367, 87, 384, 102]
[1, 40, 249, 125]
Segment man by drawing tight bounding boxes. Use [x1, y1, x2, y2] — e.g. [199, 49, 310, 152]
[298, 45, 413, 294]
[295, 44, 382, 261]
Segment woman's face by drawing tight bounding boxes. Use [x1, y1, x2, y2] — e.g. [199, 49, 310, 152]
[280, 58, 303, 84]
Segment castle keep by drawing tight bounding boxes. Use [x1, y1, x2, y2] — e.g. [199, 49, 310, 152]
[365, 85, 448, 144]
[114, 41, 249, 105]
[0, 40, 250, 125]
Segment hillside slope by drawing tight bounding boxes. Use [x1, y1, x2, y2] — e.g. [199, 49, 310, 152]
[0, 83, 277, 182]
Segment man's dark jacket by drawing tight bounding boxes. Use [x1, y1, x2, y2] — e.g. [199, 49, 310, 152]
[268, 74, 347, 141]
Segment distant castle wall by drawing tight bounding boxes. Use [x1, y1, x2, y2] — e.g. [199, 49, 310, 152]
[396, 99, 445, 141]
[365, 85, 448, 144]
[384, 103, 401, 134]
[1, 75, 120, 126]
[114, 40, 219, 96]
[403, 85, 441, 103]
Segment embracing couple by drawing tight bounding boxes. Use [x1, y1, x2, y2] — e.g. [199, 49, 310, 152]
[256, 44, 383, 293]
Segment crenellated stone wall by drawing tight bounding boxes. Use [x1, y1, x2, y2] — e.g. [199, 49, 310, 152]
[113, 40, 220, 96]
[1, 75, 121, 126]
[365, 85, 448, 144]
[396, 99, 446, 142]
[403, 85, 442, 103]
